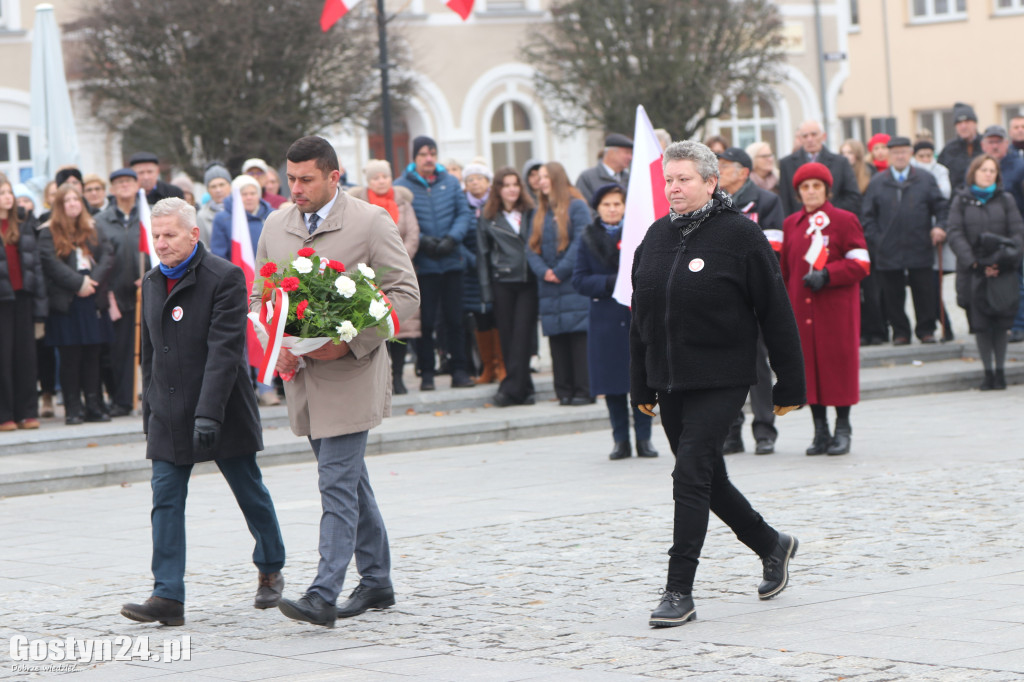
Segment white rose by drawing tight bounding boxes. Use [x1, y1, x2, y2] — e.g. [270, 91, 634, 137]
[357, 263, 375, 280]
[292, 256, 313, 274]
[368, 298, 388, 320]
[336, 320, 357, 342]
[334, 274, 356, 298]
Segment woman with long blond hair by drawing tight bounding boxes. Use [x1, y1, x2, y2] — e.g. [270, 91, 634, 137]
[0, 174, 47, 431]
[839, 139, 874, 194]
[525, 162, 592, 405]
[38, 185, 115, 424]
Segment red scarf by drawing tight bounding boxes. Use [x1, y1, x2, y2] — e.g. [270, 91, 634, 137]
[368, 187, 400, 224]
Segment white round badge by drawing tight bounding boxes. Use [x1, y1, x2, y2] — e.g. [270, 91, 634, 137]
[688, 258, 705, 273]
[171, 306, 183, 322]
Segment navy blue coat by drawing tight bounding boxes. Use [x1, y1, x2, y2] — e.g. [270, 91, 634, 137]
[209, 195, 273, 261]
[572, 219, 630, 396]
[525, 198, 591, 336]
[395, 166, 470, 275]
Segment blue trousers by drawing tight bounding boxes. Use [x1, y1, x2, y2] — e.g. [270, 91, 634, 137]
[308, 431, 391, 603]
[151, 455, 285, 603]
[605, 394, 652, 444]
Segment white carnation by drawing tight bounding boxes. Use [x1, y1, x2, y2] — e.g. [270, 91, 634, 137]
[357, 263, 375, 280]
[368, 298, 388, 320]
[336, 320, 357, 342]
[292, 256, 313, 274]
[334, 274, 356, 298]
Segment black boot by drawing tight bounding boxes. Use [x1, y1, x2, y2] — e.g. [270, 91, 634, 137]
[993, 369, 1007, 390]
[636, 440, 659, 458]
[649, 590, 696, 628]
[827, 418, 851, 455]
[722, 424, 744, 454]
[389, 342, 407, 395]
[120, 596, 185, 626]
[758, 533, 799, 600]
[84, 394, 111, 422]
[806, 417, 831, 456]
[980, 370, 995, 391]
[608, 441, 631, 460]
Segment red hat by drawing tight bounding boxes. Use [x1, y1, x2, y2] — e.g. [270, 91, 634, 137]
[867, 133, 890, 150]
[792, 162, 833, 190]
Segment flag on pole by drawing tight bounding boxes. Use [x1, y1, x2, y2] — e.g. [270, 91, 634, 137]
[446, 0, 475, 20]
[320, 0, 363, 31]
[613, 105, 670, 307]
[137, 189, 157, 270]
[230, 187, 265, 368]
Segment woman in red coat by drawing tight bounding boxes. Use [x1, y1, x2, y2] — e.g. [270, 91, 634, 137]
[780, 163, 870, 456]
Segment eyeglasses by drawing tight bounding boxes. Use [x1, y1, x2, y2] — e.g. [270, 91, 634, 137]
[756, 153, 774, 159]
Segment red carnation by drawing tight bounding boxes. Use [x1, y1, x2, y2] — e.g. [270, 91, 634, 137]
[296, 299, 309, 320]
[280, 277, 300, 292]
[259, 262, 278, 277]
[297, 247, 315, 257]
[328, 260, 346, 272]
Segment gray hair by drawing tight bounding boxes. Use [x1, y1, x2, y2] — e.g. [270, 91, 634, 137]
[363, 159, 392, 182]
[663, 141, 719, 181]
[151, 197, 197, 231]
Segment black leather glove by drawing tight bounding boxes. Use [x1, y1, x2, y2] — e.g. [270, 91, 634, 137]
[193, 417, 221, 452]
[802, 268, 830, 292]
[436, 235, 457, 256]
[419, 235, 439, 257]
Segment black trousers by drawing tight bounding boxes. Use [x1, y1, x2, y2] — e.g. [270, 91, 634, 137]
[878, 268, 937, 340]
[660, 387, 779, 594]
[0, 292, 39, 423]
[729, 333, 776, 441]
[860, 250, 888, 341]
[493, 280, 538, 402]
[59, 344, 103, 419]
[416, 271, 466, 375]
[37, 339, 56, 394]
[548, 331, 589, 400]
[104, 312, 137, 408]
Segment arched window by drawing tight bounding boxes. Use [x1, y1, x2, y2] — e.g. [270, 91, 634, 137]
[715, 95, 778, 153]
[489, 101, 533, 171]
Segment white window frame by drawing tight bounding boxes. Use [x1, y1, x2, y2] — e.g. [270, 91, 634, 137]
[909, 0, 967, 24]
[1002, 104, 1024, 127]
[486, 100, 536, 172]
[849, 0, 861, 30]
[840, 116, 866, 143]
[917, 109, 954, 150]
[994, 0, 1024, 16]
[0, 129, 33, 183]
[712, 95, 779, 151]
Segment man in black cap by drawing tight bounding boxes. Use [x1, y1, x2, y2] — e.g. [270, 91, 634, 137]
[938, 103, 983, 191]
[861, 136, 949, 345]
[129, 152, 185, 206]
[980, 125, 1024, 216]
[576, 133, 633, 205]
[94, 168, 143, 416]
[716, 147, 784, 455]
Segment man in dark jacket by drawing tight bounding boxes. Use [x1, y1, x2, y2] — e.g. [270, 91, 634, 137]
[576, 133, 633, 205]
[120, 198, 285, 626]
[938, 103, 983, 191]
[394, 135, 474, 390]
[778, 120, 861, 217]
[129, 151, 185, 206]
[980, 125, 1024, 216]
[861, 137, 949, 344]
[716, 147, 784, 455]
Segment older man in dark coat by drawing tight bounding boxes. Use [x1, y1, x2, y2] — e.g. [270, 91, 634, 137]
[861, 137, 949, 344]
[120, 198, 285, 626]
[778, 120, 861, 217]
[576, 133, 633, 205]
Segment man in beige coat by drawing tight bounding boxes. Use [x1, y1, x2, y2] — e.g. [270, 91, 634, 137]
[250, 136, 419, 628]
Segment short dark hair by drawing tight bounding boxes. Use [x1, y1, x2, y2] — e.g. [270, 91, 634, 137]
[286, 136, 339, 175]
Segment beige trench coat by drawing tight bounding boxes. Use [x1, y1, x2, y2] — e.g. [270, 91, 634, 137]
[347, 185, 421, 338]
[251, 190, 420, 439]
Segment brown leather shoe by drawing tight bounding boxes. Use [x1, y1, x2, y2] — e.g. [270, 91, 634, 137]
[254, 571, 284, 609]
[120, 596, 184, 625]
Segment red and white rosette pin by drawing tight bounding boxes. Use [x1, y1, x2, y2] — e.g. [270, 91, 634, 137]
[809, 211, 831, 232]
[257, 287, 289, 385]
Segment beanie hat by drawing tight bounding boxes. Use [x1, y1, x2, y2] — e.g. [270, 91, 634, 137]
[462, 163, 493, 182]
[411, 135, 437, 158]
[913, 141, 935, 154]
[953, 102, 977, 123]
[13, 183, 35, 201]
[204, 163, 231, 187]
[867, 133, 890, 151]
[55, 167, 83, 186]
[232, 174, 261, 194]
[792, 162, 833, 190]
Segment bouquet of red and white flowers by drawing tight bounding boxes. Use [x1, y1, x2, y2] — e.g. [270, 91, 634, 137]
[248, 247, 398, 382]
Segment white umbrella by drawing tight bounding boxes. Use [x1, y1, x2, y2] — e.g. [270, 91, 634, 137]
[30, 3, 80, 179]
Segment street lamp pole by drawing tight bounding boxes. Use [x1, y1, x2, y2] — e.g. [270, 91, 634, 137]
[376, 0, 394, 169]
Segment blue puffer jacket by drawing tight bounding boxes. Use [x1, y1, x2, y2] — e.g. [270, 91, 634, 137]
[525, 198, 591, 336]
[394, 165, 470, 275]
[209, 195, 273, 261]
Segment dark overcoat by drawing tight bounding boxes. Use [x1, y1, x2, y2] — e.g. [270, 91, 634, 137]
[37, 222, 115, 315]
[860, 166, 949, 271]
[780, 202, 869, 406]
[141, 242, 262, 466]
[572, 219, 630, 396]
[525, 198, 591, 336]
[0, 211, 48, 318]
[778, 147, 863, 217]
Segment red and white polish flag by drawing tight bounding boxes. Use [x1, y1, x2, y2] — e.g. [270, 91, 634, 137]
[230, 187, 265, 369]
[613, 104, 670, 307]
[320, 0, 363, 31]
[137, 188, 157, 270]
[447, 0, 475, 20]
[803, 211, 830, 271]
[845, 248, 871, 275]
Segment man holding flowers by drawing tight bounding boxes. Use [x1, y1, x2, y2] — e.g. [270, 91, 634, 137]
[251, 136, 419, 628]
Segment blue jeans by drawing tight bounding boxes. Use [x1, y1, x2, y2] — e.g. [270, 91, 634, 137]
[605, 394, 652, 444]
[308, 431, 391, 603]
[151, 456, 285, 603]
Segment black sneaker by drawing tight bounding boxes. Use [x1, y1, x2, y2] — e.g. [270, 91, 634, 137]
[649, 589, 696, 628]
[758, 533, 798, 600]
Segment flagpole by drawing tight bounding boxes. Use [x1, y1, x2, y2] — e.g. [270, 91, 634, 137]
[376, 0, 394, 170]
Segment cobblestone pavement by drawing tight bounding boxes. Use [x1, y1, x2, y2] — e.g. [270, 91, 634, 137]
[2, 389, 1023, 680]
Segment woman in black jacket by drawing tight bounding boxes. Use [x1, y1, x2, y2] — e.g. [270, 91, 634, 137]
[0, 176, 47, 430]
[631, 141, 805, 628]
[477, 167, 536, 406]
[38, 185, 115, 424]
[946, 154, 1024, 390]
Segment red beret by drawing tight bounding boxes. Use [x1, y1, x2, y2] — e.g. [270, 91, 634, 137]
[867, 133, 890, 150]
[792, 162, 833, 190]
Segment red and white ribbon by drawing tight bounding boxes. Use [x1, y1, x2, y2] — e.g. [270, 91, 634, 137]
[257, 288, 289, 385]
[374, 286, 400, 337]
